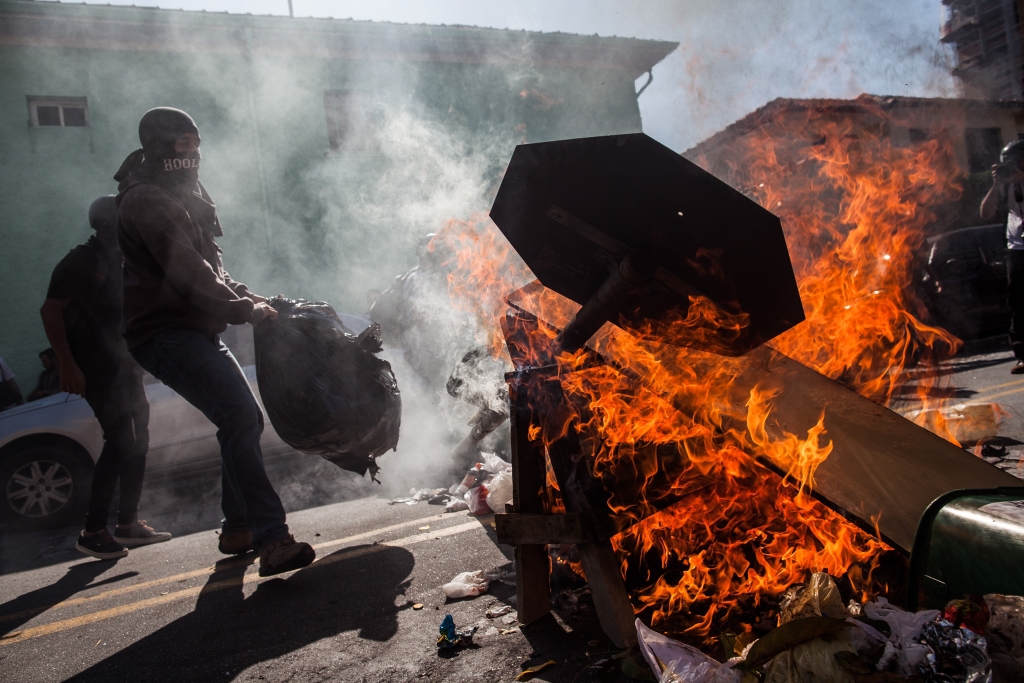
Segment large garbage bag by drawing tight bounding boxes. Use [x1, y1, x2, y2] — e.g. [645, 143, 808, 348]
[254, 296, 401, 480]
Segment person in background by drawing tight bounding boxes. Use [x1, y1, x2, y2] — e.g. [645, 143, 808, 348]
[113, 107, 314, 577]
[981, 139, 1024, 374]
[41, 196, 170, 560]
[26, 348, 61, 402]
[0, 356, 24, 412]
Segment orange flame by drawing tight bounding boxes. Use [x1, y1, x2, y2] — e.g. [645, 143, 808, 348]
[432, 101, 966, 635]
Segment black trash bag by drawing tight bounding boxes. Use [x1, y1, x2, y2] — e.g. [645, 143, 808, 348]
[254, 296, 401, 480]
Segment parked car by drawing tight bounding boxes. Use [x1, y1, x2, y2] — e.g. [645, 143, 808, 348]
[918, 224, 1010, 341]
[0, 316, 370, 531]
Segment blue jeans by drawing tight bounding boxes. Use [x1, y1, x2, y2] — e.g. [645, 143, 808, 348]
[130, 328, 289, 548]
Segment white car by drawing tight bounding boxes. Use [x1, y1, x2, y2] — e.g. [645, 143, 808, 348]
[0, 317, 369, 531]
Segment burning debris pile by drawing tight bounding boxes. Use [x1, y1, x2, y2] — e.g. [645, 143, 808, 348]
[424, 109, 1002, 661]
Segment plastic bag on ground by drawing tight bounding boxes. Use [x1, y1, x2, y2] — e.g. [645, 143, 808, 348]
[635, 619, 741, 683]
[762, 631, 859, 683]
[465, 485, 491, 516]
[485, 469, 513, 513]
[254, 297, 401, 479]
[442, 570, 490, 599]
[779, 572, 851, 624]
[863, 597, 940, 675]
[481, 452, 512, 474]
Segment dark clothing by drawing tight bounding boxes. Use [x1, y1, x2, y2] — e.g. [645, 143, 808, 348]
[130, 329, 288, 548]
[47, 236, 131, 388]
[84, 366, 149, 531]
[116, 175, 255, 349]
[30, 368, 61, 399]
[1007, 250, 1024, 360]
[47, 234, 150, 530]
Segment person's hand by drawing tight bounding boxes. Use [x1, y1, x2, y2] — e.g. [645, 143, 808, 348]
[250, 302, 279, 325]
[249, 294, 267, 304]
[993, 163, 1024, 184]
[59, 361, 86, 395]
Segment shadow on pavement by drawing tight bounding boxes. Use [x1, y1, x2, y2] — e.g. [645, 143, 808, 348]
[0, 561, 137, 637]
[65, 544, 415, 682]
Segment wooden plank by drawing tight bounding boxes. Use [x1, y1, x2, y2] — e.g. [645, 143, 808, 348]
[509, 379, 552, 625]
[577, 541, 639, 648]
[495, 512, 593, 545]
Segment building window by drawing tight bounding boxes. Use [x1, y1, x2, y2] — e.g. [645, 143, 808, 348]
[964, 127, 1002, 173]
[323, 90, 379, 153]
[27, 97, 89, 127]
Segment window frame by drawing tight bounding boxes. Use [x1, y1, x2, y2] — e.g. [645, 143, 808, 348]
[27, 96, 89, 128]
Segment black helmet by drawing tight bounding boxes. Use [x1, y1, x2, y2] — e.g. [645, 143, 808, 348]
[1000, 139, 1024, 164]
[88, 195, 118, 232]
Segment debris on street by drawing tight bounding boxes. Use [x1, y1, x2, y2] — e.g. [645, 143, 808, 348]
[436, 614, 478, 650]
[634, 572, 1024, 683]
[442, 570, 490, 599]
[515, 659, 556, 680]
[485, 604, 513, 618]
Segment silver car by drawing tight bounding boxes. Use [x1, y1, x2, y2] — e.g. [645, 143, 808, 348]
[0, 317, 368, 531]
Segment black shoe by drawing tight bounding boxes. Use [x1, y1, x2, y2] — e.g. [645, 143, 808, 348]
[1013, 361, 1024, 375]
[258, 535, 315, 577]
[114, 520, 171, 547]
[75, 529, 128, 560]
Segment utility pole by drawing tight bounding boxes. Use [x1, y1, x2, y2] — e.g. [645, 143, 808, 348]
[288, 0, 293, 17]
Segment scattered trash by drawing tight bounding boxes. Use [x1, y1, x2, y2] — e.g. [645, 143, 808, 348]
[465, 485, 491, 516]
[904, 402, 1005, 443]
[486, 604, 513, 618]
[516, 660, 556, 680]
[442, 570, 489, 599]
[444, 498, 469, 513]
[499, 627, 520, 635]
[437, 614, 477, 649]
[636, 619, 741, 683]
[413, 604, 424, 610]
[986, 593, 1024, 681]
[500, 613, 519, 625]
[418, 526, 430, 531]
[483, 566, 516, 584]
[485, 468, 513, 513]
[779, 571, 851, 624]
[917, 617, 990, 681]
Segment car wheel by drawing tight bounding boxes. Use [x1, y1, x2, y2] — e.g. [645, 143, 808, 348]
[0, 445, 91, 531]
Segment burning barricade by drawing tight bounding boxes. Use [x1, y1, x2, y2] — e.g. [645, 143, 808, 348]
[418, 125, 1024, 678]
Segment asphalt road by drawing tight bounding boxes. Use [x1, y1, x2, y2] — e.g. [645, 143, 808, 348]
[3, 344, 1024, 683]
[0, 496, 618, 683]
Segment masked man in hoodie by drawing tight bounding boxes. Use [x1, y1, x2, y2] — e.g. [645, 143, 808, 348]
[41, 196, 170, 559]
[113, 107, 314, 576]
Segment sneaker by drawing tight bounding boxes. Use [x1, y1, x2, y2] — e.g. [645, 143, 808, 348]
[114, 520, 172, 547]
[1013, 361, 1024, 375]
[75, 529, 129, 560]
[218, 528, 254, 556]
[258, 535, 315, 577]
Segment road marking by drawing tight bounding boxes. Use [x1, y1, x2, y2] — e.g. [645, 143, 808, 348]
[972, 385, 1024, 402]
[971, 377, 1024, 395]
[0, 519, 483, 646]
[0, 512, 448, 626]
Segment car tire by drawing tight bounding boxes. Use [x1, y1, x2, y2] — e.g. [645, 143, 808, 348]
[0, 444, 91, 531]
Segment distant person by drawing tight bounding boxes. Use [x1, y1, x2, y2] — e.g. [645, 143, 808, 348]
[26, 348, 61, 402]
[0, 355, 24, 412]
[981, 139, 1024, 374]
[113, 107, 314, 576]
[41, 196, 170, 560]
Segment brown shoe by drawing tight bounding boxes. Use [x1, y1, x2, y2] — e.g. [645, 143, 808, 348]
[258, 535, 315, 577]
[218, 528, 254, 555]
[1013, 361, 1024, 375]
